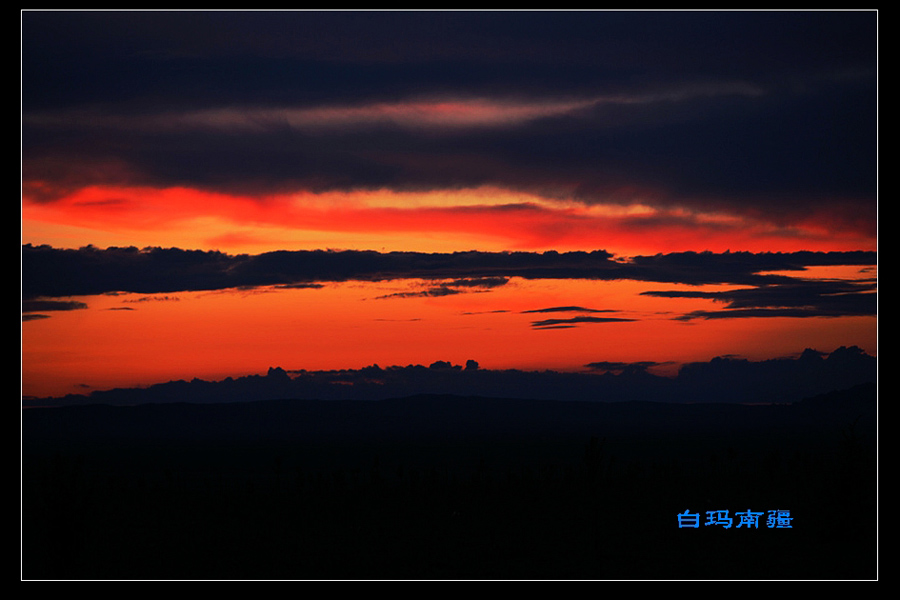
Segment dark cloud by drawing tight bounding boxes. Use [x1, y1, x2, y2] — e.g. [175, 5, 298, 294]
[618, 250, 877, 285]
[123, 295, 182, 303]
[642, 279, 877, 319]
[275, 283, 325, 289]
[375, 286, 464, 300]
[22, 11, 877, 233]
[22, 298, 89, 321]
[22, 11, 876, 109]
[21, 244, 617, 298]
[22, 313, 50, 322]
[446, 277, 510, 288]
[373, 318, 422, 322]
[22, 245, 877, 308]
[20, 82, 877, 230]
[522, 306, 616, 314]
[22, 244, 237, 299]
[674, 306, 873, 321]
[584, 361, 661, 373]
[373, 276, 509, 299]
[22, 298, 89, 313]
[531, 315, 636, 329]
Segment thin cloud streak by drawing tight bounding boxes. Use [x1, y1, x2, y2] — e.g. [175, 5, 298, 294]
[522, 306, 617, 314]
[22, 82, 769, 134]
[531, 315, 637, 329]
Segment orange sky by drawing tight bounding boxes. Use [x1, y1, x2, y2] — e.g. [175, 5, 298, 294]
[21, 273, 877, 399]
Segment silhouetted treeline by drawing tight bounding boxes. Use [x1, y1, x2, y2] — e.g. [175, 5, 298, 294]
[22, 384, 876, 579]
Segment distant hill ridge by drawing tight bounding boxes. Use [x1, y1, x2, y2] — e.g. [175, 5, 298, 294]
[23, 382, 875, 449]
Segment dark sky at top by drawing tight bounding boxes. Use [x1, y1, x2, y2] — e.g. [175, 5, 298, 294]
[22, 10, 878, 235]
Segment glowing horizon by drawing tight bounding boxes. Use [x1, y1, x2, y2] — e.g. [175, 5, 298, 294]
[22, 184, 876, 257]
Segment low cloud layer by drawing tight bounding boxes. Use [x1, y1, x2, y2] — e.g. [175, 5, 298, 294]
[24, 346, 876, 407]
[22, 245, 877, 323]
[23, 245, 876, 298]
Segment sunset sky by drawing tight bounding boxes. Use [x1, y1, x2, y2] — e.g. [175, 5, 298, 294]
[21, 10, 877, 400]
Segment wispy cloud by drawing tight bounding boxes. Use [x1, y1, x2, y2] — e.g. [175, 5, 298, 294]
[374, 276, 511, 299]
[522, 306, 616, 314]
[643, 279, 877, 319]
[531, 315, 636, 329]
[22, 299, 89, 313]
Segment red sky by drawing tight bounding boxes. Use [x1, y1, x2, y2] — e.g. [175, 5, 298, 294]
[21, 11, 877, 400]
[21, 273, 877, 399]
[22, 184, 876, 256]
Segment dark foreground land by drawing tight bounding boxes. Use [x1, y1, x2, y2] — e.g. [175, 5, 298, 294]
[22, 384, 877, 580]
